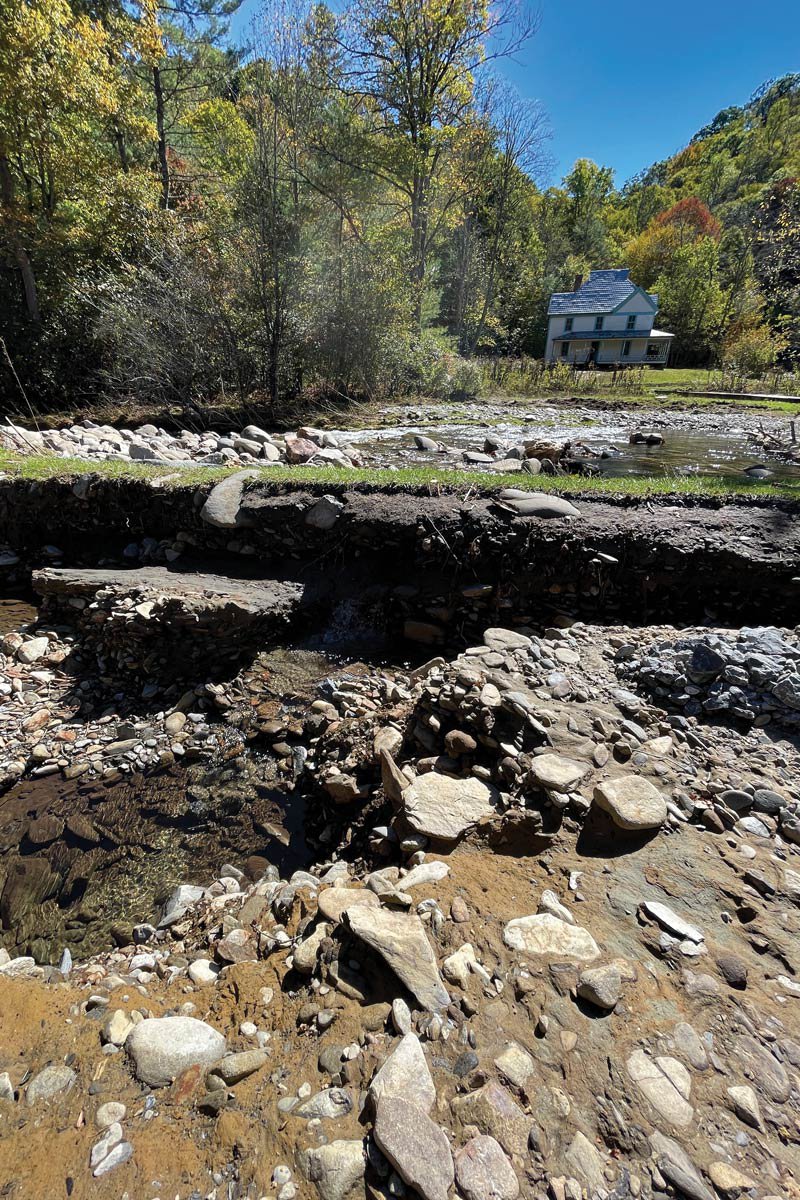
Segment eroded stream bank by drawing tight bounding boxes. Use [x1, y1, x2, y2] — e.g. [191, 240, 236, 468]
[2, 470, 800, 1198]
[0, 472, 798, 960]
[1, 473, 800, 629]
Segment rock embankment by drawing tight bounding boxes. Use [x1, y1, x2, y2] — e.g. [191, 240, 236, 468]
[2, 620, 800, 1197]
[0, 419, 365, 469]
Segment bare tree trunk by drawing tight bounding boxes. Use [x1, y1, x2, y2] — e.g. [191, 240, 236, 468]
[153, 65, 170, 208]
[0, 154, 40, 323]
[113, 123, 129, 173]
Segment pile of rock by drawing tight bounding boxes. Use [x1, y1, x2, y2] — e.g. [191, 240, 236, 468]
[617, 626, 800, 726]
[0, 420, 364, 469]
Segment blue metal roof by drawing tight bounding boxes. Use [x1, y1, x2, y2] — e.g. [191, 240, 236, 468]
[548, 269, 658, 316]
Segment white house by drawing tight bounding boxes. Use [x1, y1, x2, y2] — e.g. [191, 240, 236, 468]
[545, 269, 674, 367]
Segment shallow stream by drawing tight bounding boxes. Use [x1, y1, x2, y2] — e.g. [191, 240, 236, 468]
[332, 400, 800, 483]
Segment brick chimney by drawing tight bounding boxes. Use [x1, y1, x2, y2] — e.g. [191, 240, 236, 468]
[573, 273, 583, 292]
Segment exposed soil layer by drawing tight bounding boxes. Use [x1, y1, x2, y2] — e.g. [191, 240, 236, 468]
[1, 475, 799, 630]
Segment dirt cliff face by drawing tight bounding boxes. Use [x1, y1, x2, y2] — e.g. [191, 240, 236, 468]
[2, 474, 800, 627]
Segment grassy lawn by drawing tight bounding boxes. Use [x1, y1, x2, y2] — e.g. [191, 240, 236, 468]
[481, 366, 800, 413]
[2, 448, 798, 503]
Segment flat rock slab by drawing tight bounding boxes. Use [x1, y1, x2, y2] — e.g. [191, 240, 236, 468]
[33, 567, 306, 676]
[33, 566, 302, 619]
[368, 1032, 436, 1113]
[503, 912, 599, 960]
[373, 1096, 454, 1200]
[529, 753, 590, 792]
[317, 887, 381, 923]
[299, 1139, 367, 1200]
[346, 907, 450, 1011]
[641, 900, 703, 944]
[593, 776, 667, 830]
[402, 772, 499, 841]
[627, 1049, 694, 1127]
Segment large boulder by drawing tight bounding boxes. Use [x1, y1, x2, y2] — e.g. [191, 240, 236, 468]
[125, 1016, 225, 1087]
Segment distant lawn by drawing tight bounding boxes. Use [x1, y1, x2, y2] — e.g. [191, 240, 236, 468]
[1, 448, 798, 503]
[478, 364, 800, 413]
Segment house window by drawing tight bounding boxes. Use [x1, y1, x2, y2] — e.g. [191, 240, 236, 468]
[626, 314, 636, 330]
[564, 317, 573, 332]
[622, 340, 631, 357]
[560, 341, 569, 358]
[647, 342, 661, 358]
[594, 316, 604, 330]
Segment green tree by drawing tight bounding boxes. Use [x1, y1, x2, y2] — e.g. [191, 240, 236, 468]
[336, 0, 536, 326]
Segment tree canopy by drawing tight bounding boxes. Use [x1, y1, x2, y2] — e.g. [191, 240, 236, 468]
[0, 1, 798, 413]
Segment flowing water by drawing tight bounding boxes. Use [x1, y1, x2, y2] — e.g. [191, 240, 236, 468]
[331, 401, 800, 484]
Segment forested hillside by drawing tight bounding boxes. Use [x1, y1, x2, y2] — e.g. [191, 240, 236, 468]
[1, 0, 798, 414]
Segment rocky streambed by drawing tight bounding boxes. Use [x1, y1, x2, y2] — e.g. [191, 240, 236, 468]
[1, 469, 800, 1198]
[1, 610, 800, 1199]
[4, 399, 800, 482]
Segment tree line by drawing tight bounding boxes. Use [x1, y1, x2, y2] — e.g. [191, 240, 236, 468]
[1, 0, 798, 415]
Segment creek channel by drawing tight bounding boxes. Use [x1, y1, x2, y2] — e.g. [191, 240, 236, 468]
[338, 399, 800, 484]
[1, 467, 799, 964]
[0, 583, 427, 962]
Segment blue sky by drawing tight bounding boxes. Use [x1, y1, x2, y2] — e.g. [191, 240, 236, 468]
[231, 0, 799, 187]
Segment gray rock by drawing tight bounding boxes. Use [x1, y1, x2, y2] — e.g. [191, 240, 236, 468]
[299, 1139, 366, 1200]
[400, 861, 450, 890]
[641, 900, 703, 944]
[529, 753, 589, 793]
[494, 1043, 535, 1090]
[593, 776, 667, 831]
[627, 1049, 693, 1127]
[451, 1081, 531, 1156]
[159, 883, 206, 927]
[577, 964, 621, 1010]
[305, 496, 345, 530]
[294, 1087, 353, 1121]
[96, 1101, 126, 1128]
[373, 1095, 454, 1200]
[318, 887, 380, 923]
[93, 1140, 134, 1177]
[726, 1084, 763, 1129]
[498, 492, 581, 519]
[454, 1135, 519, 1200]
[125, 1015, 225, 1087]
[649, 1131, 714, 1200]
[25, 1064, 76, 1105]
[565, 1130, 606, 1192]
[346, 906, 450, 1011]
[90, 1122, 123, 1168]
[402, 772, 499, 841]
[503, 913, 599, 961]
[672, 1022, 709, 1070]
[200, 470, 257, 528]
[368, 1032, 435, 1113]
[213, 1049, 268, 1085]
[293, 923, 331, 974]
